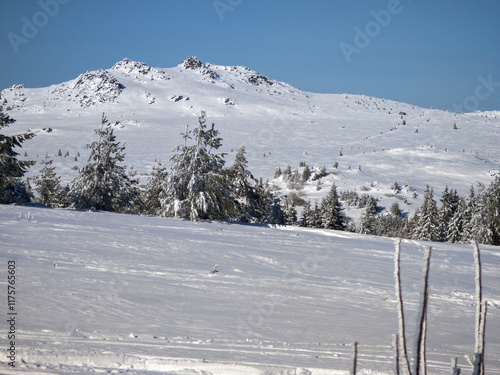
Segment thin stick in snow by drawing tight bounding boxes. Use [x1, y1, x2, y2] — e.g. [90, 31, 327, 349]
[350, 341, 358, 375]
[473, 241, 482, 355]
[451, 357, 460, 375]
[421, 288, 429, 375]
[413, 246, 432, 375]
[393, 334, 400, 375]
[480, 300, 487, 375]
[394, 239, 411, 375]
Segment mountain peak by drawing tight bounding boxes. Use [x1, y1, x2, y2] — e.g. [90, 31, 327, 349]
[181, 56, 203, 70]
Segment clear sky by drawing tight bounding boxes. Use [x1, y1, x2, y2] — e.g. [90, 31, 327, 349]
[1, 0, 499, 112]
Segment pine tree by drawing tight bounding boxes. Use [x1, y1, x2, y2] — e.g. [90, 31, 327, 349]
[321, 184, 346, 230]
[413, 186, 440, 241]
[283, 198, 297, 225]
[0, 98, 35, 203]
[229, 147, 266, 222]
[461, 186, 476, 243]
[143, 159, 168, 215]
[69, 113, 142, 213]
[159, 111, 241, 221]
[300, 201, 312, 227]
[439, 186, 460, 241]
[34, 153, 65, 207]
[390, 202, 402, 217]
[268, 196, 285, 225]
[480, 177, 500, 245]
[407, 209, 420, 239]
[447, 197, 466, 243]
[468, 185, 490, 244]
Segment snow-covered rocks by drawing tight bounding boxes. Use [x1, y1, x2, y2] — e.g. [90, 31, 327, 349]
[112, 58, 170, 82]
[182, 56, 203, 70]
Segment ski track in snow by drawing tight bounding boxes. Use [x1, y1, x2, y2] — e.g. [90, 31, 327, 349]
[1, 205, 499, 374]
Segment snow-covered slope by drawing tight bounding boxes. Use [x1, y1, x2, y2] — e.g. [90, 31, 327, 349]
[1, 204, 499, 374]
[2, 57, 500, 217]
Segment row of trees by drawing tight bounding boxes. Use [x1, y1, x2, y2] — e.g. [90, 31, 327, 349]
[357, 184, 500, 246]
[1, 109, 285, 224]
[1, 102, 499, 245]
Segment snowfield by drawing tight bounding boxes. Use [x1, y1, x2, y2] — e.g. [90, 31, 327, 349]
[1, 204, 499, 374]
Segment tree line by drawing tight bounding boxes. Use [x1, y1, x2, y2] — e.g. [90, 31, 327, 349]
[1, 109, 284, 224]
[356, 183, 500, 246]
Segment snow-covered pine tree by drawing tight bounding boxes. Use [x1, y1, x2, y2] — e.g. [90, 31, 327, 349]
[320, 184, 346, 230]
[446, 197, 467, 243]
[283, 198, 298, 225]
[407, 209, 420, 239]
[268, 196, 285, 225]
[0, 98, 35, 203]
[360, 206, 376, 235]
[143, 159, 168, 215]
[468, 184, 491, 244]
[159, 111, 241, 221]
[300, 200, 312, 227]
[480, 177, 500, 245]
[413, 186, 440, 241]
[228, 146, 272, 222]
[69, 113, 142, 213]
[439, 186, 460, 241]
[34, 153, 66, 207]
[461, 186, 477, 243]
[390, 202, 402, 217]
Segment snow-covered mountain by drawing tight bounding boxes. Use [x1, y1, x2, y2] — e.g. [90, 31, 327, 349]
[2, 56, 500, 217]
[1, 58, 500, 373]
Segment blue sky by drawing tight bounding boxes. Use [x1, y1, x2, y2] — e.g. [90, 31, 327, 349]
[1, 0, 499, 112]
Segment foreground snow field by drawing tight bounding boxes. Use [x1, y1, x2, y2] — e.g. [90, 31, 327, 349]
[1, 204, 499, 374]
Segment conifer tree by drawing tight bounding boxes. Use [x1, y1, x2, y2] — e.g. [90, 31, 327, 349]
[35, 153, 65, 207]
[300, 201, 312, 227]
[439, 186, 460, 241]
[321, 184, 346, 230]
[480, 177, 500, 245]
[159, 111, 241, 221]
[268, 196, 286, 225]
[283, 198, 297, 225]
[413, 186, 440, 241]
[447, 197, 467, 243]
[228, 147, 272, 222]
[143, 159, 168, 215]
[462, 186, 477, 243]
[0, 97, 35, 203]
[69, 113, 142, 213]
[468, 185, 490, 244]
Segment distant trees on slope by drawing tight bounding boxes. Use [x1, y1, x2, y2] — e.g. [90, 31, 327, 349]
[356, 182, 500, 246]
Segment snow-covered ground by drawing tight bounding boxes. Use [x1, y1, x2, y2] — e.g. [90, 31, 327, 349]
[1, 57, 500, 373]
[1, 204, 499, 374]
